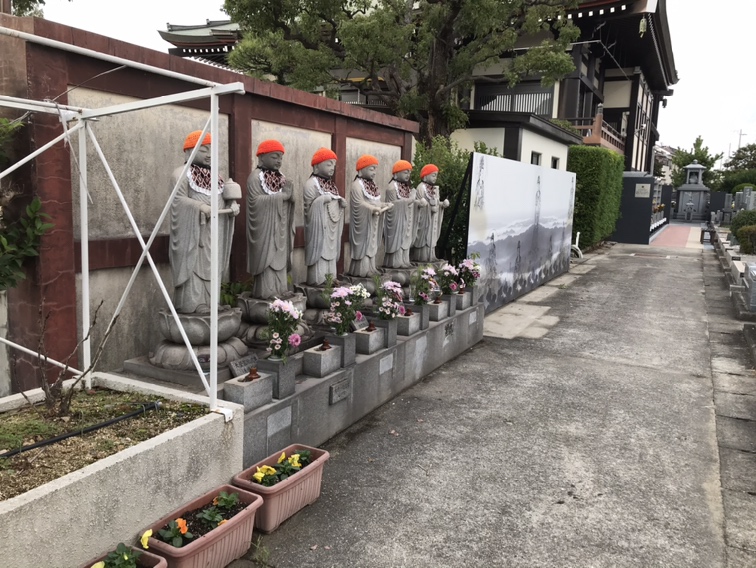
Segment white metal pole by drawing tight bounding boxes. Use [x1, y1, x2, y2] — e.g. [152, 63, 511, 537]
[78, 123, 92, 388]
[209, 93, 219, 411]
[0, 336, 83, 376]
[0, 121, 84, 181]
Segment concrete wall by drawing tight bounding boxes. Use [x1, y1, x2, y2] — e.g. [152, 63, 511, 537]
[451, 127, 505, 156]
[603, 80, 632, 109]
[0, 373, 244, 568]
[521, 129, 569, 170]
[232, 303, 485, 466]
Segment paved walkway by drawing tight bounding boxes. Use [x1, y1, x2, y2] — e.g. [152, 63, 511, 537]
[650, 223, 704, 249]
[231, 241, 756, 568]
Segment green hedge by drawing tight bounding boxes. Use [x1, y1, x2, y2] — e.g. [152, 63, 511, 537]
[731, 210, 756, 237]
[737, 225, 756, 254]
[567, 146, 624, 248]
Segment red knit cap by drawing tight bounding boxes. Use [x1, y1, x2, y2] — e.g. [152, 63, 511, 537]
[356, 154, 379, 171]
[420, 164, 439, 178]
[311, 147, 338, 166]
[392, 160, 413, 174]
[256, 139, 286, 156]
[183, 130, 212, 151]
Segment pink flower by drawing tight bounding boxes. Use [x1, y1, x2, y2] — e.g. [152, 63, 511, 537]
[398, 305, 406, 315]
[288, 333, 301, 347]
[356, 311, 364, 321]
[450, 282, 458, 291]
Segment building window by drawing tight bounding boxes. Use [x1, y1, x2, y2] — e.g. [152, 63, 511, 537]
[531, 152, 541, 166]
[551, 157, 560, 169]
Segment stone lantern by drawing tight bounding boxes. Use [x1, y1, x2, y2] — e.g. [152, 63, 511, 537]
[675, 160, 709, 222]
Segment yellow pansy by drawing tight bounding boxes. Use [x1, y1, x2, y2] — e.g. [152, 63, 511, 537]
[91, 563, 105, 568]
[277, 452, 286, 464]
[260, 465, 277, 476]
[252, 471, 265, 482]
[140, 529, 152, 549]
[288, 454, 301, 467]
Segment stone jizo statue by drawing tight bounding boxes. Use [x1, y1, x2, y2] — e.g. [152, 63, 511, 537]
[411, 164, 449, 263]
[348, 154, 392, 277]
[246, 139, 295, 300]
[383, 160, 426, 269]
[304, 147, 345, 285]
[169, 130, 239, 314]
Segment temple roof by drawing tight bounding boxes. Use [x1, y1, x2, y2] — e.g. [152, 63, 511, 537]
[159, 20, 240, 47]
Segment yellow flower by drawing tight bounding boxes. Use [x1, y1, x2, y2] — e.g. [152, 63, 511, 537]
[252, 471, 265, 483]
[140, 529, 152, 549]
[260, 465, 277, 476]
[91, 563, 105, 568]
[277, 452, 286, 464]
[288, 454, 301, 468]
[218, 519, 227, 526]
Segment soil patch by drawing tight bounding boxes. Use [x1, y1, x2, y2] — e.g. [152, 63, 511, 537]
[0, 387, 207, 501]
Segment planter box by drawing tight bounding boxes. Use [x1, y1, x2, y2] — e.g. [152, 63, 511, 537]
[471, 284, 482, 305]
[455, 291, 472, 310]
[371, 317, 398, 348]
[327, 333, 356, 367]
[442, 294, 458, 317]
[428, 301, 448, 321]
[396, 313, 421, 336]
[355, 327, 385, 354]
[257, 356, 296, 399]
[146, 484, 263, 568]
[81, 547, 167, 568]
[223, 372, 273, 411]
[302, 344, 342, 378]
[405, 302, 429, 330]
[0, 373, 244, 568]
[232, 443, 330, 533]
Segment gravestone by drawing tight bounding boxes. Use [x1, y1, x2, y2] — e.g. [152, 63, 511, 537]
[229, 354, 259, 378]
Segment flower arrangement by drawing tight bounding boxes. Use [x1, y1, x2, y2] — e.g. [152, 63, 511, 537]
[265, 299, 303, 361]
[145, 491, 243, 549]
[251, 449, 313, 487]
[324, 284, 369, 335]
[457, 258, 482, 289]
[436, 263, 460, 294]
[374, 280, 404, 319]
[411, 266, 437, 305]
[90, 544, 143, 568]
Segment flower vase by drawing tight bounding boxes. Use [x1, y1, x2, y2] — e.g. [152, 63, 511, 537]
[145, 484, 263, 568]
[407, 303, 430, 330]
[327, 332, 356, 367]
[455, 290, 472, 310]
[370, 317, 398, 348]
[80, 547, 167, 568]
[232, 444, 330, 533]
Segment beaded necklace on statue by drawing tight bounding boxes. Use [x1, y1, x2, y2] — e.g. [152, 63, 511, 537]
[394, 179, 412, 198]
[314, 175, 340, 196]
[259, 168, 286, 195]
[424, 182, 438, 199]
[187, 165, 224, 196]
[358, 177, 381, 201]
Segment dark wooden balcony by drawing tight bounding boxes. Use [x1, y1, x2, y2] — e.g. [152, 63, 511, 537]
[564, 110, 626, 155]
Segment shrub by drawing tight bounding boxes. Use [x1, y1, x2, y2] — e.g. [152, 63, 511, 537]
[731, 210, 756, 238]
[736, 225, 756, 254]
[723, 169, 756, 194]
[733, 182, 756, 195]
[567, 146, 624, 248]
[411, 136, 498, 264]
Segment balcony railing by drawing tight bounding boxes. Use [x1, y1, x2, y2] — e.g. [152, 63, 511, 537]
[564, 110, 625, 155]
[474, 84, 554, 117]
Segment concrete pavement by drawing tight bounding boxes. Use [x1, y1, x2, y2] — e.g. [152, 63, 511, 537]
[231, 238, 756, 567]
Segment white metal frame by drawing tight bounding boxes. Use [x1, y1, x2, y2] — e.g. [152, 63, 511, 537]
[0, 26, 245, 411]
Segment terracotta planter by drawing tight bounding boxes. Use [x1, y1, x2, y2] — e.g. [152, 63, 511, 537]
[145, 484, 263, 568]
[81, 546, 167, 568]
[232, 443, 330, 533]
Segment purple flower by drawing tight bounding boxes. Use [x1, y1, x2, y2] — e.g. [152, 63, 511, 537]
[398, 305, 406, 316]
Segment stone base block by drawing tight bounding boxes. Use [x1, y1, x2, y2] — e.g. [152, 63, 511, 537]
[371, 318, 398, 347]
[223, 373, 273, 411]
[297, 284, 331, 310]
[303, 345, 343, 378]
[147, 337, 248, 372]
[328, 333, 356, 367]
[156, 308, 242, 345]
[455, 291, 472, 310]
[123, 356, 232, 388]
[355, 328, 385, 354]
[257, 356, 299, 399]
[379, 267, 415, 286]
[471, 284, 482, 305]
[442, 294, 458, 317]
[396, 313, 421, 336]
[428, 301, 448, 321]
[405, 303, 430, 330]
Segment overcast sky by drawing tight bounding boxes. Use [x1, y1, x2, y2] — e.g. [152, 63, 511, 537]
[40, 0, 752, 170]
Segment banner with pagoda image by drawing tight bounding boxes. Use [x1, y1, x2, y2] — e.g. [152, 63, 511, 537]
[466, 152, 576, 314]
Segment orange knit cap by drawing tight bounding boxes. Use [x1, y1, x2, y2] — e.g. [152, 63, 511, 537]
[356, 154, 379, 171]
[256, 139, 286, 156]
[311, 147, 338, 166]
[420, 164, 439, 178]
[183, 130, 212, 151]
[392, 160, 413, 174]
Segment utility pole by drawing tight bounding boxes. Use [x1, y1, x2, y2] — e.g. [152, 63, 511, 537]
[738, 129, 748, 150]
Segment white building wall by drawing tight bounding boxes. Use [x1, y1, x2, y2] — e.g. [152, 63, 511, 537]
[603, 81, 632, 108]
[450, 128, 505, 156]
[520, 130, 570, 171]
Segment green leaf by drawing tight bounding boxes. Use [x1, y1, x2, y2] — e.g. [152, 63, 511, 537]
[172, 536, 182, 548]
